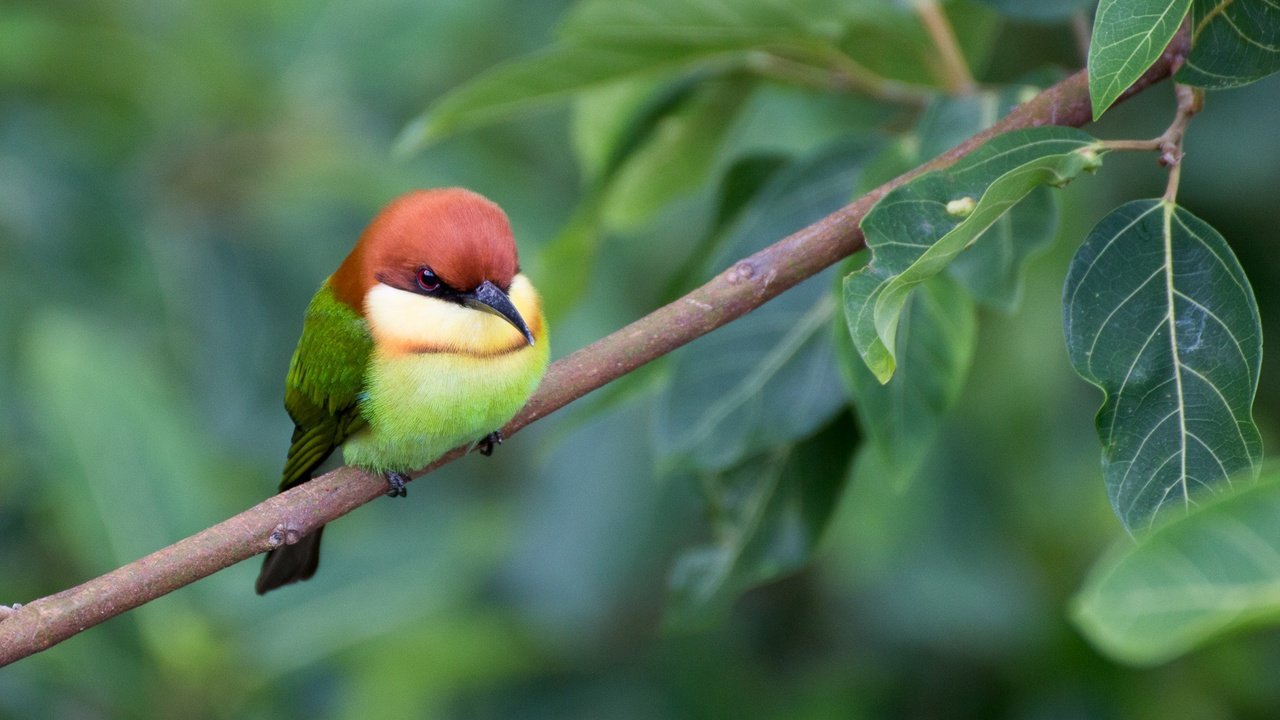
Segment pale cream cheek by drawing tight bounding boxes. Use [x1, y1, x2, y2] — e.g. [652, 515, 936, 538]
[364, 275, 541, 354]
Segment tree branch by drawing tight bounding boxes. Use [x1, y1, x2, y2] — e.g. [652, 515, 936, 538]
[0, 31, 1189, 667]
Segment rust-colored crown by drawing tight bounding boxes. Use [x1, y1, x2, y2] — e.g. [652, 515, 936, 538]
[330, 188, 518, 312]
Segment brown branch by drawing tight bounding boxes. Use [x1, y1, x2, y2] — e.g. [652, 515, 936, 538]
[0, 30, 1190, 668]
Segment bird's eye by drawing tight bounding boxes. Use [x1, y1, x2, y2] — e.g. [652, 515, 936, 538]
[416, 267, 440, 292]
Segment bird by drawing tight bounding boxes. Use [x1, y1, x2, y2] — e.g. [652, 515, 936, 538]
[255, 188, 549, 594]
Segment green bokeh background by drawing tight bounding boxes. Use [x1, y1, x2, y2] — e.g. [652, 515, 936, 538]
[3, 1, 1280, 718]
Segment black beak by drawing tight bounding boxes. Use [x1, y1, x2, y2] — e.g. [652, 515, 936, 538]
[462, 280, 535, 346]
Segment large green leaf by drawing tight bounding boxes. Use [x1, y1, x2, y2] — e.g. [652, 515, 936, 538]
[844, 126, 1099, 383]
[666, 413, 855, 628]
[1073, 469, 1280, 665]
[836, 275, 976, 486]
[1177, 0, 1280, 89]
[1063, 200, 1262, 531]
[1088, 0, 1192, 118]
[655, 141, 879, 471]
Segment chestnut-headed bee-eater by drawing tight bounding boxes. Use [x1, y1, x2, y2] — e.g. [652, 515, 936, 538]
[256, 188, 548, 594]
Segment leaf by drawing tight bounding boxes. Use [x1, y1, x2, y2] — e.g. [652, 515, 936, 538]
[530, 199, 603, 322]
[654, 141, 880, 471]
[835, 1, 1001, 89]
[836, 275, 976, 486]
[395, 45, 701, 155]
[570, 75, 691, 184]
[844, 126, 1099, 383]
[543, 75, 710, 318]
[656, 292, 841, 471]
[666, 413, 856, 629]
[397, 0, 857, 153]
[1088, 0, 1193, 118]
[1062, 200, 1263, 531]
[660, 153, 793, 301]
[560, 0, 853, 49]
[1177, 0, 1280, 89]
[910, 89, 1065, 311]
[948, 185, 1059, 311]
[600, 75, 755, 230]
[1073, 469, 1280, 666]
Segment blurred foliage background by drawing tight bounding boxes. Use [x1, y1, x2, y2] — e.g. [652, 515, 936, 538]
[3, 0, 1280, 718]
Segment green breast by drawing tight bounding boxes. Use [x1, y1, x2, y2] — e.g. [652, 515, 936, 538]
[342, 338, 549, 473]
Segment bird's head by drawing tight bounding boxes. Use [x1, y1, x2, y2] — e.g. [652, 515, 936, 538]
[330, 188, 541, 356]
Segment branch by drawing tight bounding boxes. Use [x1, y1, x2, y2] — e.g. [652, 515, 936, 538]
[0, 31, 1190, 667]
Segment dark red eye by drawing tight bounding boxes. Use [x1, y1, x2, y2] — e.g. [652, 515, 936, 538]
[416, 267, 440, 292]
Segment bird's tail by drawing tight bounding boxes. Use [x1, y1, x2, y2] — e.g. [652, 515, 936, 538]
[255, 526, 325, 595]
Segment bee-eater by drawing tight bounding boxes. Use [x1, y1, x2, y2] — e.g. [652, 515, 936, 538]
[255, 188, 548, 594]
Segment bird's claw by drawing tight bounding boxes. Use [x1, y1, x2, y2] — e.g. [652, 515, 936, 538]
[385, 471, 409, 498]
[478, 430, 503, 457]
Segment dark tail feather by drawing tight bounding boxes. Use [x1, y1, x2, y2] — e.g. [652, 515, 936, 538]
[255, 525, 325, 595]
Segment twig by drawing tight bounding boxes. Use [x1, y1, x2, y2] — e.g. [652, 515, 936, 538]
[0, 27, 1191, 668]
[1160, 84, 1203, 203]
[915, 0, 977, 94]
[1097, 82, 1202, 202]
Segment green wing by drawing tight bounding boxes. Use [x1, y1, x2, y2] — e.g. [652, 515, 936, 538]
[279, 283, 373, 492]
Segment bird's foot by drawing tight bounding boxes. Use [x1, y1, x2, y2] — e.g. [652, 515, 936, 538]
[478, 430, 503, 457]
[384, 471, 409, 498]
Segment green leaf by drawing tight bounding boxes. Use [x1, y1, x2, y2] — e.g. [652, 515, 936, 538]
[911, 89, 1064, 311]
[570, 75, 688, 184]
[660, 153, 793, 301]
[836, 275, 976, 486]
[836, 1, 1000, 89]
[395, 45, 706, 156]
[844, 126, 1099, 383]
[1073, 469, 1280, 666]
[560, 0, 853, 48]
[1088, 0, 1192, 118]
[666, 413, 855, 629]
[949, 185, 1059, 311]
[530, 199, 604, 322]
[600, 76, 755, 230]
[655, 141, 879, 471]
[397, 0, 857, 153]
[544, 76, 709, 318]
[1063, 200, 1263, 531]
[1177, 0, 1280, 89]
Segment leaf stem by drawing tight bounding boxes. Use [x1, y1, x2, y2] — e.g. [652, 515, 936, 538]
[1097, 83, 1202, 203]
[1159, 83, 1202, 202]
[914, 0, 976, 94]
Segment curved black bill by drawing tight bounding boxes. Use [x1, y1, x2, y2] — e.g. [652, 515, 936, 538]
[462, 280, 535, 345]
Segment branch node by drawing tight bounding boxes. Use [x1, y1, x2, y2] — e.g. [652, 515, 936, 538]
[267, 523, 303, 548]
[726, 261, 756, 283]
